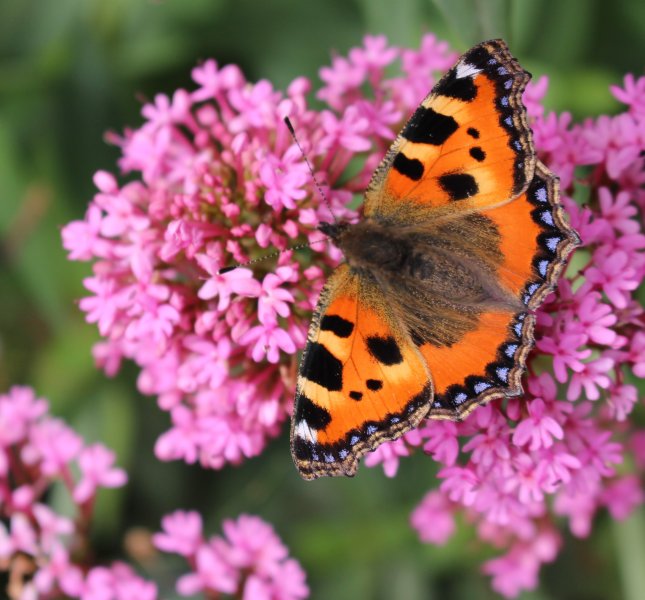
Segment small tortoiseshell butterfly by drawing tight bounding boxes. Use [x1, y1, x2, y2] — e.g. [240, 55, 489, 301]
[291, 39, 580, 480]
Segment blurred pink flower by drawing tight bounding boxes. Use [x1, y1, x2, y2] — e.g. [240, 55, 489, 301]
[411, 491, 456, 545]
[0, 387, 153, 599]
[158, 511, 308, 599]
[73, 444, 128, 503]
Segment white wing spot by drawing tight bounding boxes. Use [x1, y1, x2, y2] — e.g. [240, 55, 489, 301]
[295, 420, 317, 443]
[496, 367, 509, 382]
[473, 381, 492, 394]
[505, 344, 518, 358]
[546, 236, 561, 252]
[535, 187, 547, 202]
[456, 62, 482, 79]
[454, 392, 468, 405]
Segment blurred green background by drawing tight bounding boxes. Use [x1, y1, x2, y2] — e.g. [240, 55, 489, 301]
[1, 0, 644, 598]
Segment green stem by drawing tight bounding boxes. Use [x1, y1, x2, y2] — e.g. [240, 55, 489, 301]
[612, 505, 645, 600]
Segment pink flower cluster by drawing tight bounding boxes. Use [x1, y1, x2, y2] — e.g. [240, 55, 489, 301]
[0, 386, 149, 599]
[154, 511, 308, 599]
[61, 35, 457, 471]
[359, 50, 645, 598]
[0, 386, 308, 599]
[62, 33, 644, 596]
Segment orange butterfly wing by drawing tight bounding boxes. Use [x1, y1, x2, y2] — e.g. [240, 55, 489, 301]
[365, 39, 534, 219]
[291, 264, 432, 479]
[422, 161, 579, 419]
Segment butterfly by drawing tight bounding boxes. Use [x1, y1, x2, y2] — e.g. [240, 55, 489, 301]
[290, 39, 580, 480]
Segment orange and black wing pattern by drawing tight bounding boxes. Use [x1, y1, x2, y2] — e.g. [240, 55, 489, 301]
[291, 264, 432, 480]
[365, 39, 534, 219]
[421, 160, 580, 419]
[291, 39, 580, 479]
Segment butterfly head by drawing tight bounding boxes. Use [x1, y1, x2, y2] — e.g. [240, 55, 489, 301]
[317, 221, 348, 241]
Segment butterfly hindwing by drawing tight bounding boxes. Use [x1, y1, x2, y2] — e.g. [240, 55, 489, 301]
[421, 160, 579, 419]
[291, 264, 432, 480]
[365, 39, 534, 220]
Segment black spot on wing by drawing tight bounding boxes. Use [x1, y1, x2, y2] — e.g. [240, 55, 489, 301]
[462, 44, 490, 67]
[438, 173, 479, 201]
[304, 342, 342, 391]
[402, 107, 458, 145]
[467, 127, 480, 138]
[435, 68, 477, 101]
[366, 379, 383, 391]
[295, 392, 331, 430]
[366, 336, 403, 365]
[392, 152, 423, 181]
[320, 314, 354, 338]
[349, 391, 363, 401]
[469, 147, 486, 162]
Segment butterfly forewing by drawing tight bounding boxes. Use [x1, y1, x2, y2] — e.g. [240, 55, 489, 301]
[365, 39, 535, 220]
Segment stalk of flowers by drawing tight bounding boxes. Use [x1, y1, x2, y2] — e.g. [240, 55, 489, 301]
[153, 511, 309, 599]
[363, 68, 645, 597]
[0, 385, 155, 600]
[61, 35, 458, 471]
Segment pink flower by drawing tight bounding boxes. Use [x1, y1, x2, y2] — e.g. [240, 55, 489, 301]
[575, 291, 618, 346]
[0, 386, 47, 449]
[583, 249, 639, 309]
[153, 510, 203, 557]
[483, 530, 559, 598]
[627, 331, 645, 377]
[598, 187, 640, 235]
[83, 564, 158, 600]
[23, 419, 83, 477]
[320, 106, 372, 153]
[238, 323, 297, 364]
[167, 514, 308, 599]
[607, 384, 638, 421]
[512, 399, 564, 450]
[410, 491, 456, 545]
[0, 387, 149, 599]
[348, 34, 398, 75]
[73, 444, 127, 503]
[257, 273, 295, 325]
[600, 476, 644, 520]
[439, 466, 479, 506]
[610, 73, 645, 113]
[537, 332, 591, 382]
[197, 265, 261, 311]
[418, 420, 459, 466]
[364, 438, 410, 477]
[176, 542, 238, 595]
[566, 357, 614, 401]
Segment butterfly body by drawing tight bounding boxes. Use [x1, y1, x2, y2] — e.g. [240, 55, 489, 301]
[292, 40, 580, 480]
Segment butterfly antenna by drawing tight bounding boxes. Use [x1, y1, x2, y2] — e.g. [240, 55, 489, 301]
[217, 117, 335, 275]
[284, 116, 338, 224]
[217, 237, 328, 275]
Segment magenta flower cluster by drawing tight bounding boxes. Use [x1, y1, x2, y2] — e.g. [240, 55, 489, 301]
[154, 511, 308, 599]
[0, 385, 146, 599]
[0, 386, 307, 599]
